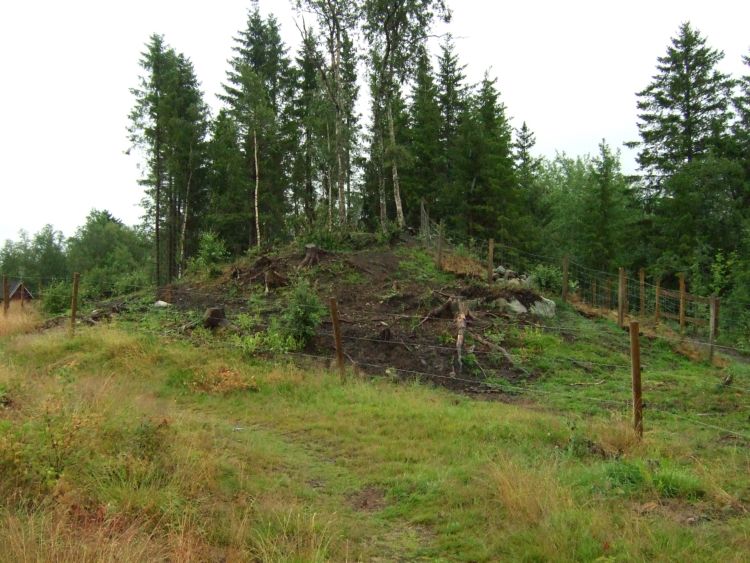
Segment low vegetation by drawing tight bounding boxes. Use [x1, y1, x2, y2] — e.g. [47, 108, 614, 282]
[2, 243, 749, 560]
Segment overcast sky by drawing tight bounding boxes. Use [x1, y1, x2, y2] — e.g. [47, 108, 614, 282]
[1, 0, 748, 243]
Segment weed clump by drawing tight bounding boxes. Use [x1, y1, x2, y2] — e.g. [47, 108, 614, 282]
[279, 278, 326, 347]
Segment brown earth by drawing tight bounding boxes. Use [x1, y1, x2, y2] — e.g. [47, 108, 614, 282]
[143, 243, 551, 395]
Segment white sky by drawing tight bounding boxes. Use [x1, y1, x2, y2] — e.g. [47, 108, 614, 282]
[1, 0, 748, 243]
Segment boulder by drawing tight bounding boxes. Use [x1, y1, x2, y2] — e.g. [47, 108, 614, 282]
[508, 299, 528, 315]
[530, 297, 556, 318]
[491, 297, 528, 315]
[203, 307, 229, 329]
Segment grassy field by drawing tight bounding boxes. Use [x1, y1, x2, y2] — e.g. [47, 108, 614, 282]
[1, 296, 750, 561]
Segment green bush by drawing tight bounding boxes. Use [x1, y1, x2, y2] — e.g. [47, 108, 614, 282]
[189, 231, 228, 278]
[42, 281, 73, 315]
[279, 278, 326, 347]
[530, 264, 563, 293]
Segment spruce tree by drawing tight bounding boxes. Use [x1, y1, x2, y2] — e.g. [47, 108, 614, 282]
[451, 75, 517, 243]
[633, 22, 734, 194]
[435, 35, 467, 219]
[129, 35, 207, 283]
[222, 5, 292, 247]
[733, 50, 750, 196]
[206, 110, 248, 254]
[513, 122, 546, 249]
[405, 47, 442, 223]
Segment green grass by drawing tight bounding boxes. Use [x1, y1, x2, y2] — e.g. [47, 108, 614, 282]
[1, 302, 750, 560]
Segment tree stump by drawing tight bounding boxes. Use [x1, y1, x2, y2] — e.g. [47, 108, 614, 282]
[298, 244, 327, 268]
[203, 307, 229, 329]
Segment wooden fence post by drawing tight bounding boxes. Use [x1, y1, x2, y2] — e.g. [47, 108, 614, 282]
[618, 267, 626, 327]
[20, 282, 25, 309]
[487, 239, 495, 285]
[562, 255, 569, 302]
[639, 268, 645, 317]
[2, 275, 8, 318]
[606, 279, 612, 310]
[678, 273, 686, 335]
[69, 272, 80, 337]
[654, 278, 661, 324]
[436, 220, 444, 270]
[630, 321, 643, 438]
[709, 296, 718, 362]
[329, 298, 345, 382]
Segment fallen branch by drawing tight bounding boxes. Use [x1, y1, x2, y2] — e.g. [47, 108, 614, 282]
[469, 330, 531, 377]
[412, 299, 454, 334]
[568, 380, 606, 387]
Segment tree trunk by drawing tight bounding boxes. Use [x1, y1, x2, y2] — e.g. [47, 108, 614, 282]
[326, 122, 333, 231]
[254, 128, 261, 249]
[155, 130, 162, 286]
[168, 173, 175, 282]
[377, 115, 387, 233]
[335, 115, 346, 226]
[304, 127, 315, 226]
[333, 24, 346, 227]
[387, 101, 405, 229]
[345, 136, 351, 224]
[178, 145, 193, 278]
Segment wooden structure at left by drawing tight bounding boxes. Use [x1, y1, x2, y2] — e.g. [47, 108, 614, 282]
[4, 280, 34, 302]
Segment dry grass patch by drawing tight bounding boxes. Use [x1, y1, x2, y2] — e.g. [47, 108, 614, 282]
[189, 365, 259, 394]
[486, 456, 573, 527]
[0, 303, 40, 337]
[0, 508, 209, 563]
[588, 416, 644, 458]
[440, 252, 485, 278]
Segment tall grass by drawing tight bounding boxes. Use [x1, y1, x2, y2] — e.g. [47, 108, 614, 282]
[0, 301, 40, 337]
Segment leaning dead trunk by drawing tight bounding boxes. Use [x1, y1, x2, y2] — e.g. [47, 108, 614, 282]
[254, 128, 261, 249]
[387, 101, 405, 229]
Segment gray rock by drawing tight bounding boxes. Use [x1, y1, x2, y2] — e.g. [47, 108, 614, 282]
[491, 297, 510, 311]
[154, 300, 171, 308]
[530, 297, 556, 318]
[508, 299, 528, 315]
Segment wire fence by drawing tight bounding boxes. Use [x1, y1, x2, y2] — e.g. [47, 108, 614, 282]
[5, 229, 750, 443]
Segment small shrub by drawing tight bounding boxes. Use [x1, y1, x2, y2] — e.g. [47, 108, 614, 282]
[376, 222, 402, 246]
[42, 281, 72, 315]
[188, 231, 228, 278]
[279, 279, 326, 347]
[530, 264, 563, 294]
